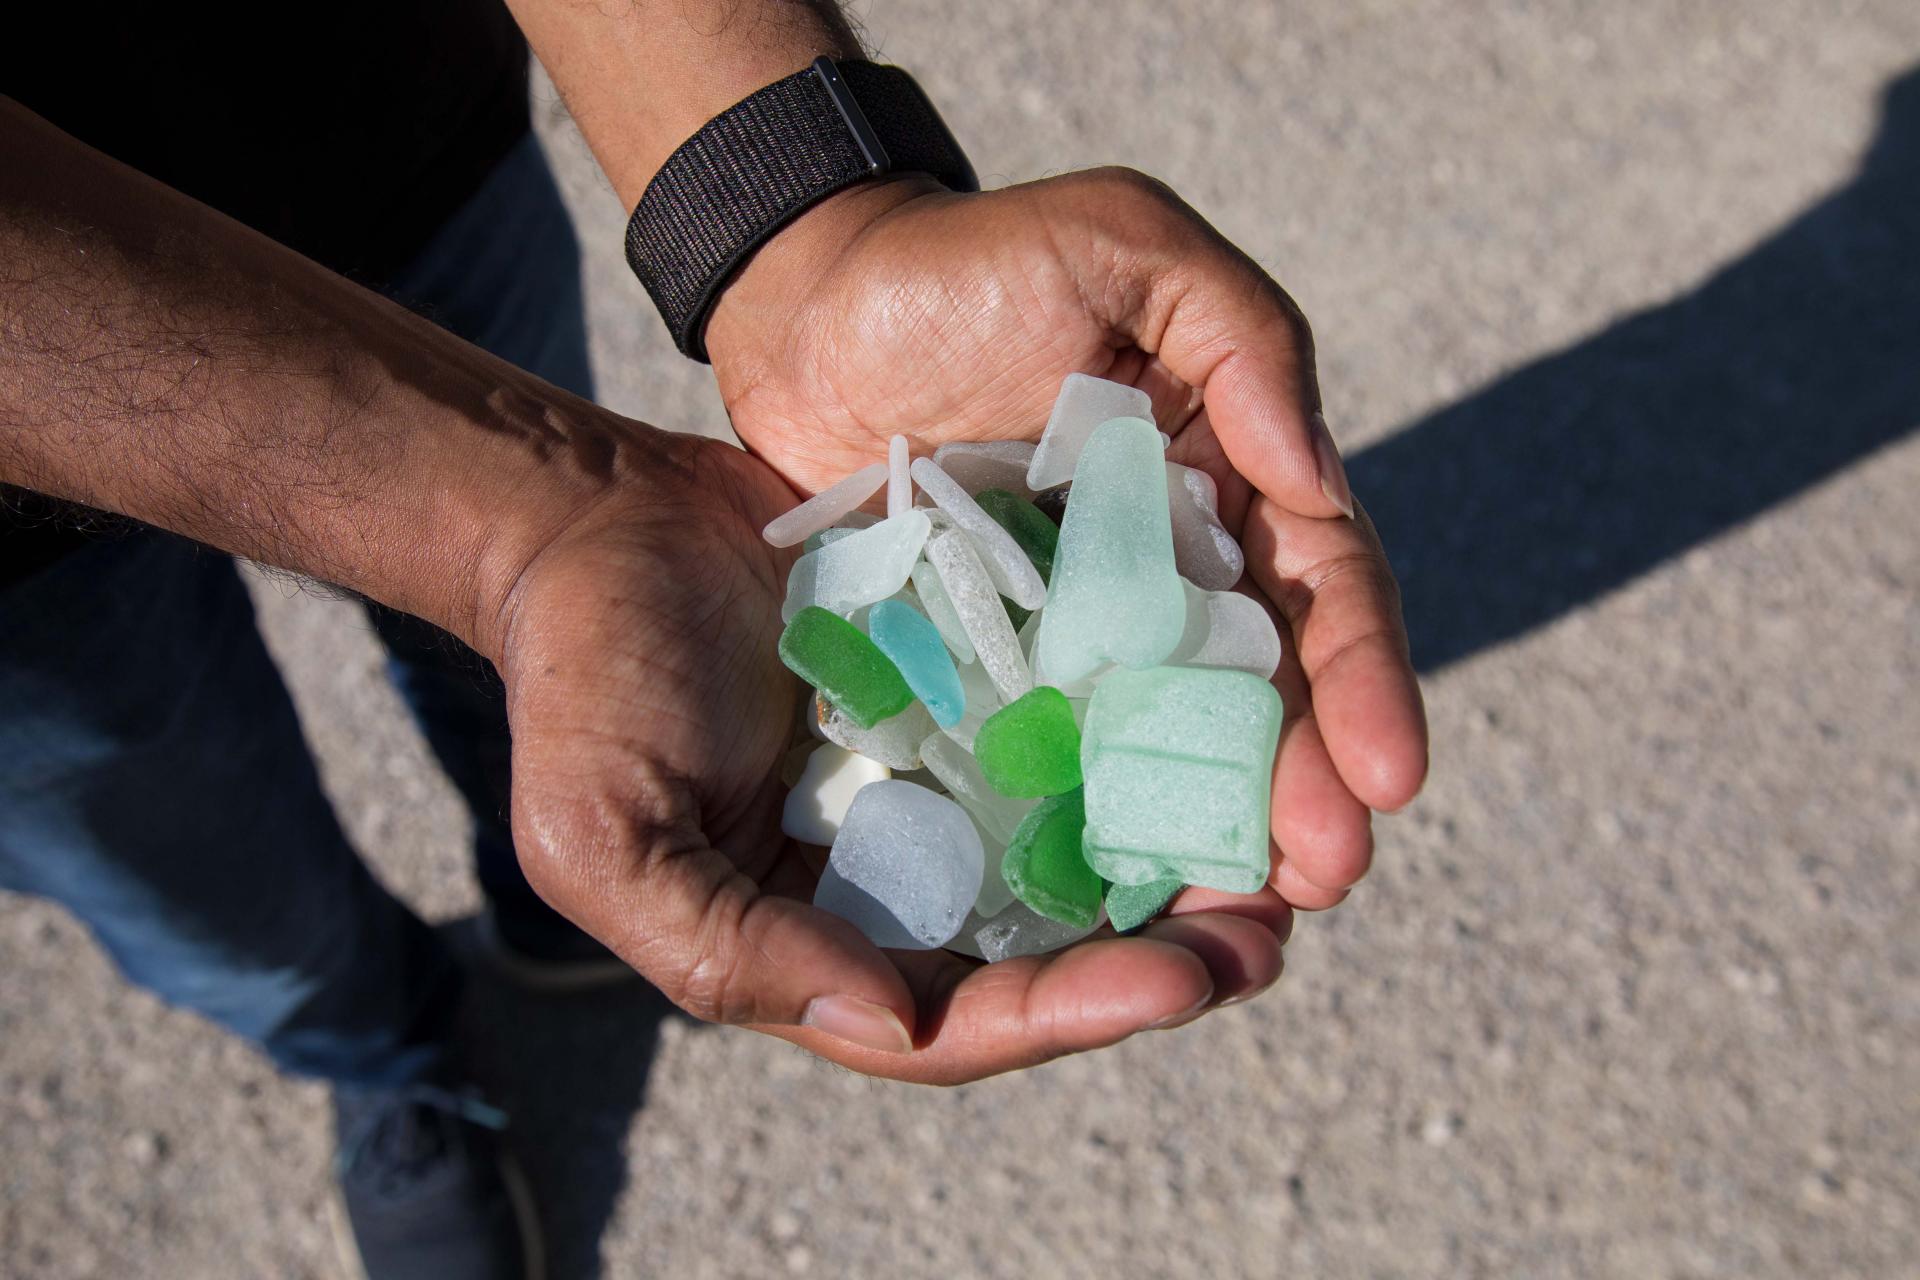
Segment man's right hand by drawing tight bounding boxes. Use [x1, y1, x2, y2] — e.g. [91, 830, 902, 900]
[482, 425, 1293, 1083]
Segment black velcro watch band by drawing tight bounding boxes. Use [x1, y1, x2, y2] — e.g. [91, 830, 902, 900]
[624, 56, 979, 362]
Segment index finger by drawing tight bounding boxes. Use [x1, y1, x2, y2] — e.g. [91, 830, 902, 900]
[1242, 495, 1429, 813]
[1064, 168, 1353, 521]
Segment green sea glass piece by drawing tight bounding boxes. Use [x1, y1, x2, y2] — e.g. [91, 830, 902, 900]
[1001, 789, 1103, 928]
[1081, 665, 1281, 893]
[1104, 877, 1184, 932]
[778, 607, 913, 729]
[1033, 417, 1186, 686]
[974, 686, 1083, 798]
[976, 488, 1059, 584]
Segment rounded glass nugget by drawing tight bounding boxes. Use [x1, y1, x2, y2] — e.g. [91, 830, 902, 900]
[814, 780, 984, 950]
[973, 686, 1083, 798]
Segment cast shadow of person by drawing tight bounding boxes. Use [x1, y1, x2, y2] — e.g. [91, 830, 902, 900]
[1354, 66, 1920, 674]
[446, 921, 703, 1280]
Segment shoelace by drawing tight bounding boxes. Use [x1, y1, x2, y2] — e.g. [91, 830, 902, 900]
[337, 1084, 509, 1199]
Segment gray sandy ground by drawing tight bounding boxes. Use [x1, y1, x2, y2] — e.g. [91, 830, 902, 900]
[5, 2, 1917, 1276]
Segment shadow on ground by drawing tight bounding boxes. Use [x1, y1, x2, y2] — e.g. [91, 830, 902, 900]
[1357, 67, 1920, 673]
[445, 919, 703, 1280]
[418, 65, 1919, 1280]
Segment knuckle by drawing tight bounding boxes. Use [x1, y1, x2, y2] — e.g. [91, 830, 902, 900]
[1302, 547, 1400, 606]
[1097, 164, 1175, 203]
[657, 871, 759, 1025]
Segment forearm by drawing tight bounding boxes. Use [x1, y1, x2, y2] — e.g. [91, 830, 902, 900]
[0, 98, 657, 657]
[505, 0, 943, 376]
[506, 0, 863, 207]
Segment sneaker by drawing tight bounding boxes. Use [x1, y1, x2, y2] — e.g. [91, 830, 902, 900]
[329, 1084, 543, 1280]
[476, 906, 637, 993]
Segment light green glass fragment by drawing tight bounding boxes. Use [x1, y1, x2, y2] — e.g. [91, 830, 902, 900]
[1033, 418, 1185, 686]
[1081, 666, 1281, 893]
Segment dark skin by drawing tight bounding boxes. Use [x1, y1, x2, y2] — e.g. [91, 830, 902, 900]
[1, 0, 1426, 1082]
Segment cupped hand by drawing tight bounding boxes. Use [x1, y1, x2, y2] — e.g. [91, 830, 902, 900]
[487, 422, 1288, 1083]
[704, 170, 1429, 909]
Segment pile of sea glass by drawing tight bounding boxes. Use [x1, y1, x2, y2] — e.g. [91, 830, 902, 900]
[769, 374, 1283, 963]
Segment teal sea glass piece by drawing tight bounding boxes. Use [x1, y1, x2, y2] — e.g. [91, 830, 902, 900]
[975, 488, 1059, 584]
[974, 686, 1083, 798]
[1000, 788, 1103, 928]
[1104, 877, 1184, 932]
[867, 599, 965, 728]
[1033, 417, 1186, 686]
[778, 607, 913, 729]
[1081, 666, 1281, 893]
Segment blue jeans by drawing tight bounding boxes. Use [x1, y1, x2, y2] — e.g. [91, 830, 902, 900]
[0, 133, 593, 1088]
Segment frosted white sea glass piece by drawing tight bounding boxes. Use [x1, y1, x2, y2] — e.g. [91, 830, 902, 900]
[814, 781, 984, 950]
[910, 561, 976, 664]
[919, 732, 1037, 846]
[932, 440, 1038, 497]
[781, 510, 930, 621]
[1166, 462, 1246, 590]
[1168, 580, 1282, 679]
[922, 521, 1032, 703]
[761, 462, 888, 548]
[1027, 373, 1155, 490]
[910, 458, 1047, 610]
[941, 657, 1003, 751]
[780, 745, 890, 845]
[888, 435, 912, 518]
[945, 900, 1103, 962]
[815, 696, 939, 771]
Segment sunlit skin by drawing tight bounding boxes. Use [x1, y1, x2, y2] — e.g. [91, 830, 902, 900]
[706, 173, 1430, 910]
[491, 169, 1430, 1083]
[489, 0, 1427, 1075]
[6, 0, 1428, 1082]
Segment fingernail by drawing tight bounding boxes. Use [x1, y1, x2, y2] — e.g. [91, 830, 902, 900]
[801, 995, 913, 1054]
[1146, 989, 1215, 1032]
[1309, 411, 1355, 519]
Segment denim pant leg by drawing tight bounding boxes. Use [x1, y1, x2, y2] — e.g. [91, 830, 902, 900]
[0, 534, 458, 1087]
[372, 132, 596, 943]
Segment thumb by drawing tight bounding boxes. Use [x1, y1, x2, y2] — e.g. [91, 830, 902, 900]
[515, 790, 917, 1057]
[1053, 167, 1354, 520]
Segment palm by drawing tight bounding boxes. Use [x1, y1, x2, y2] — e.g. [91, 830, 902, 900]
[715, 201, 1105, 491]
[709, 175, 1428, 913]
[489, 429, 1290, 1081]
[499, 437, 801, 931]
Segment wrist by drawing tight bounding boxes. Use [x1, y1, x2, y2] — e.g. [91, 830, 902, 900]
[444, 388, 691, 667]
[509, 4, 863, 209]
[703, 175, 945, 366]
